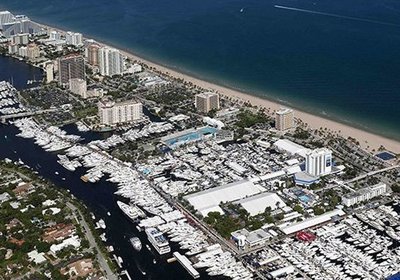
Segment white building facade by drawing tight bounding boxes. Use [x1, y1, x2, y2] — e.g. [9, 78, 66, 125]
[342, 183, 388, 207]
[98, 100, 143, 126]
[98, 47, 125, 76]
[65, 31, 83, 46]
[305, 148, 332, 177]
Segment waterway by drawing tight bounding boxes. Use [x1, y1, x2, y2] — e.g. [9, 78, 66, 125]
[0, 58, 222, 279]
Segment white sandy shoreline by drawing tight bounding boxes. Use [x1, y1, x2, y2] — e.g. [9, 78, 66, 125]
[37, 22, 400, 153]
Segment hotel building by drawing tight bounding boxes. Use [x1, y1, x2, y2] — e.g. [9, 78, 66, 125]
[98, 100, 143, 126]
[11, 33, 29, 45]
[65, 31, 83, 47]
[98, 47, 125, 76]
[58, 54, 85, 85]
[195, 92, 220, 113]
[342, 183, 388, 207]
[275, 108, 294, 131]
[305, 148, 332, 177]
[0, 11, 13, 27]
[86, 43, 100, 66]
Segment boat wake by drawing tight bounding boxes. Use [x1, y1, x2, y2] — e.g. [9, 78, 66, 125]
[274, 5, 400, 27]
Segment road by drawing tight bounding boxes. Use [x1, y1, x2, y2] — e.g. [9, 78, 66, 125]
[0, 108, 60, 123]
[345, 165, 399, 184]
[66, 202, 118, 280]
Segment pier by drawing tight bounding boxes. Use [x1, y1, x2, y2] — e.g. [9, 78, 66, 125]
[173, 252, 200, 279]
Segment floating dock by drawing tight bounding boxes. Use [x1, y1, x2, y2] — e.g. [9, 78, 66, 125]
[173, 252, 200, 279]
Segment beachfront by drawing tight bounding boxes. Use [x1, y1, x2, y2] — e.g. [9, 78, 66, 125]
[30, 21, 399, 153]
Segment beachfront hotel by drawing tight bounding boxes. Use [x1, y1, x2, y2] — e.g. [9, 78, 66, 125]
[57, 54, 86, 86]
[98, 47, 125, 76]
[195, 92, 220, 113]
[305, 148, 332, 177]
[85, 43, 100, 66]
[275, 108, 294, 131]
[0, 11, 13, 27]
[69, 78, 87, 99]
[65, 31, 83, 47]
[98, 99, 143, 126]
[10, 33, 29, 45]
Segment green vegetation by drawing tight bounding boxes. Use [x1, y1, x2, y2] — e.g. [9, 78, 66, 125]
[204, 211, 241, 239]
[293, 204, 304, 214]
[292, 128, 311, 139]
[313, 205, 325, 215]
[73, 105, 97, 119]
[391, 184, 400, 193]
[235, 109, 270, 128]
[0, 161, 116, 278]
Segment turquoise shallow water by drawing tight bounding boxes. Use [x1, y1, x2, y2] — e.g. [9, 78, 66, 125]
[1, 0, 399, 141]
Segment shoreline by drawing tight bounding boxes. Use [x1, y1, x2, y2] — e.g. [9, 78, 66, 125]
[34, 21, 400, 153]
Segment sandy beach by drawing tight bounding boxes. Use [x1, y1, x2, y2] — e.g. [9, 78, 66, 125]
[118, 50, 400, 154]
[42, 23, 400, 154]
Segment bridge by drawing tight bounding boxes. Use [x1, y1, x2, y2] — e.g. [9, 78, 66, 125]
[0, 109, 59, 123]
[345, 165, 400, 184]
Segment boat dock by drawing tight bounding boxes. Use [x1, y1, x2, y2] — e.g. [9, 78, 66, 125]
[173, 252, 200, 279]
[120, 270, 132, 280]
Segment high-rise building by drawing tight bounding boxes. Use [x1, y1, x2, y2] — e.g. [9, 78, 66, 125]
[305, 148, 332, 177]
[0, 11, 13, 27]
[45, 63, 54, 84]
[195, 92, 220, 113]
[275, 108, 294, 131]
[8, 43, 18, 55]
[26, 43, 40, 60]
[2, 16, 43, 38]
[65, 31, 83, 47]
[86, 43, 100, 66]
[98, 100, 143, 126]
[11, 33, 29, 45]
[57, 54, 85, 85]
[69, 78, 87, 98]
[98, 47, 125, 76]
[18, 46, 27, 57]
[49, 30, 61, 40]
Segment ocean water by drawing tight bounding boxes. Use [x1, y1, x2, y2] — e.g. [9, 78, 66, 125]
[1, 0, 400, 141]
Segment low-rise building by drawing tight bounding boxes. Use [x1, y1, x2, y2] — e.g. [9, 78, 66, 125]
[69, 78, 87, 98]
[341, 182, 388, 207]
[43, 223, 76, 243]
[60, 258, 94, 279]
[231, 228, 271, 248]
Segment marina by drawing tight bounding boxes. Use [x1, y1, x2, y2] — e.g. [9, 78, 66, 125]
[2, 118, 252, 279]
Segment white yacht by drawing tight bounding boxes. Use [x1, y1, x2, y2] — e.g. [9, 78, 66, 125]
[130, 236, 142, 251]
[117, 201, 146, 222]
[145, 227, 171, 255]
